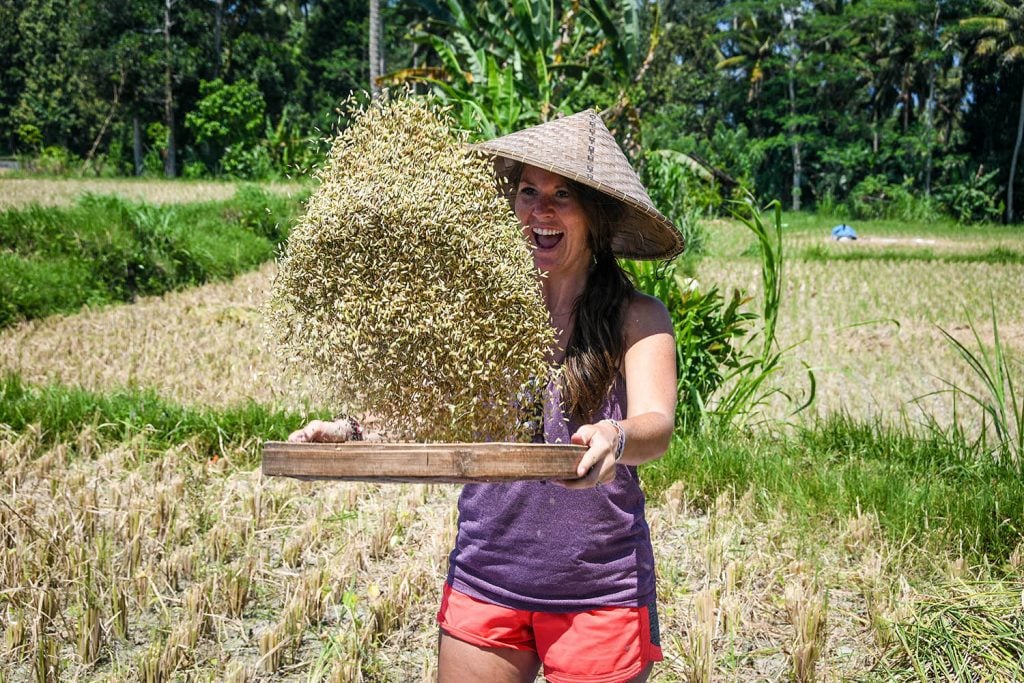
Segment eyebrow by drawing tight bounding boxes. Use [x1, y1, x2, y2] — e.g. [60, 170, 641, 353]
[518, 178, 571, 191]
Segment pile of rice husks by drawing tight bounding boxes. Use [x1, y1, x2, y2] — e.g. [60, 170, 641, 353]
[266, 93, 555, 442]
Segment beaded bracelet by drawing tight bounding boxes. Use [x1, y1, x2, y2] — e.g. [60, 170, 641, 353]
[333, 415, 364, 441]
[602, 419, 626, 462]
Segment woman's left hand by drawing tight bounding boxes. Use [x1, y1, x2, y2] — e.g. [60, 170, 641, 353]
[558, 421, 621, 489]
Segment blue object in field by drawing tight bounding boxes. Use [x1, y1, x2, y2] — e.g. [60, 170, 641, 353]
[831, 224, 858, 240]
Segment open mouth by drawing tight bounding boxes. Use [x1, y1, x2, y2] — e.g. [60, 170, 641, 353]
[532, 227, 564, 250]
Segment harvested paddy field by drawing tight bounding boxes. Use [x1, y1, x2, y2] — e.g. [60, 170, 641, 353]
[3, 420, 934, 682]
[1, 206, 1023, 681]
[5, 222, 1021, 428]
[696, 219, 1024, 428]
[0, 177, 305, 209]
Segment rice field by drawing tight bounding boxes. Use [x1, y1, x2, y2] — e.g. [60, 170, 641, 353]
[1, 421, 934, 681]
[698, 217, 1024, 428]
[0, 177, 305, 209]
[1, 182, 1023, 680]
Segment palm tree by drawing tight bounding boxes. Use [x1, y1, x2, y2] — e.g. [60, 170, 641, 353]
[714, 12, 776, 104]
[961, 0, 1024, 223]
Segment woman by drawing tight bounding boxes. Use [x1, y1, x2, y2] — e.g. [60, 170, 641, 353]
[291, 110, 682, 683]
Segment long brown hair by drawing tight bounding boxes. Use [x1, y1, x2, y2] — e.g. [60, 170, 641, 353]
[562, 181, 634, 421]
[503, 162, 635, 421]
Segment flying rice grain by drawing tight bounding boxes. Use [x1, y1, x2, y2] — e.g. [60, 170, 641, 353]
[266, 93, 555, 442]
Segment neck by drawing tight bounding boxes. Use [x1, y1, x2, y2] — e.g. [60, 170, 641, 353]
[541, 272, 587, 320]
[540, 257, 590, 314]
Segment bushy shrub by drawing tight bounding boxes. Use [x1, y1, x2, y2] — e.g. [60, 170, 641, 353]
[625, 198, 809, 432]
[224, 184, 301, 243]
[622, 259, 754, 430]
[641, 149, 713, 260]
[847, 174, 938, 222]
[935, 166, 1004, 224]
[0, 254, 103, 328]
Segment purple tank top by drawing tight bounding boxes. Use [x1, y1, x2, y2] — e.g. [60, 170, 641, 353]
[446, 374, 657, 611]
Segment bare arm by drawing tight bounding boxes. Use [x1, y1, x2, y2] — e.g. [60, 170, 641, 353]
[287, 415, 380, 443]
[563, 292, 677, 488]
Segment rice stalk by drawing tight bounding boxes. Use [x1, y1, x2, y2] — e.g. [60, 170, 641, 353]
[784, 576, 829, 682]
[684, 587, 717, 683]
[875, 580, 1024, 681]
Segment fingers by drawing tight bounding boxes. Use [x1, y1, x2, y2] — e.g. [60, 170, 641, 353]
[286, 420, 350, 443]
[558, 423, 618, 489]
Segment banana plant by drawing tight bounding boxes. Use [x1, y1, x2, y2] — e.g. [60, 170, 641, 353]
[388, 0, 655, 137]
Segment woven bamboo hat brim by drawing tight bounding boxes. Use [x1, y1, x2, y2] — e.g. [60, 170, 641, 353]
[475, 110, 684, 260]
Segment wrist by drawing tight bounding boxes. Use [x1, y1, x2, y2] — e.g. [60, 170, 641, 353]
[332, 414, 364, 441]
[600, 419, 626, 462]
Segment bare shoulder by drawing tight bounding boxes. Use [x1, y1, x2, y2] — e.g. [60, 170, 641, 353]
[623, 291, 673, 348]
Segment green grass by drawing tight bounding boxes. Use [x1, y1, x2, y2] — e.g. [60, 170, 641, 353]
[0, 372, 320, 465]
[797, 244, 1024, 265]
[643, 414, 1024, 563]
[0, 185, 302, 328]
[778, 211, 1010, 238]
[704, 211, 1023, 260]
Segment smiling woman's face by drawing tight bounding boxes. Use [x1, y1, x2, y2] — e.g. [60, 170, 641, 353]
[513, 165, 592, 277]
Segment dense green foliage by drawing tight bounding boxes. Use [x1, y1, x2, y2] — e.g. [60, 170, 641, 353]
[0, 372, 313, 465]
[0, 186, 299, 328]
[3, 0, 1023, 223]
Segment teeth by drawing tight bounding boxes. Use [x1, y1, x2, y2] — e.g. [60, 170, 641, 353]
[533, 227, 563, 236]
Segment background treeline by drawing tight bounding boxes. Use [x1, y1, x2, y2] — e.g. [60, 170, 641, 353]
[1, 0, 1020, 223]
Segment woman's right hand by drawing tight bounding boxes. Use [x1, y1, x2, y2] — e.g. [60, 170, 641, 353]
[287, 419, 355, 443]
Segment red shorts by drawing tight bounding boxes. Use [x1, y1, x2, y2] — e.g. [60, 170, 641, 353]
[437, 584, 663, 683]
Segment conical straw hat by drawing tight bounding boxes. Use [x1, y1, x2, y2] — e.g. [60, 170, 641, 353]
[475, 110, 684, 260]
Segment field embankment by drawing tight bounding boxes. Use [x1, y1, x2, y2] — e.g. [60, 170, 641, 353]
[0, 186, 303, 330]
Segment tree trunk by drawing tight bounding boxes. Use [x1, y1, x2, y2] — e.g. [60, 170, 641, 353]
[902, 66, 910, 134]
[783, 6, 801, 211]
[369, 0, 381, 95]
[163, 0, 176, 178]
[1007, 81, 1024, 223]
[924, 5, 940, 197]
[84, 68, 124, 174]
[872, 98, 879, 154]
[788, 71, 801, 212]
[133, 115, 143, 176]
[924, 66, 935, 197]
[213, 0, 223, 79]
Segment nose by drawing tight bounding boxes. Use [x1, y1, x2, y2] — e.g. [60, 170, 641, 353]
[534, 193, 555, 216]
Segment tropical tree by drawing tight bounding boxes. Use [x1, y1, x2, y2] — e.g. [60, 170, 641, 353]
[961, 0, 1024, 223]
[393, 0, 655, 138]
[714, 9, 777, 105]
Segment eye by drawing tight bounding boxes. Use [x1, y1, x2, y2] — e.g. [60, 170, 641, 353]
[517, 185, 537, 197]
[555, 189, 572, 199]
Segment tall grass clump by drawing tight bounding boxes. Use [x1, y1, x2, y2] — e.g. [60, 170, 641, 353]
[0, 186, 299, 329]
[931, 305, 1024, 473]
[266, 92, 554, 442]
